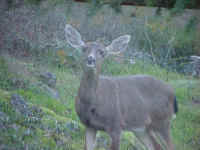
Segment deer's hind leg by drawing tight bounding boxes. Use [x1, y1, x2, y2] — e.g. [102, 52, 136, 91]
[155, 120, 174, 150]
[85, 128, 97, 150]
[133, 126, 163, 150]
[133, 129, 156, 150]
[107, 130, 121, 150]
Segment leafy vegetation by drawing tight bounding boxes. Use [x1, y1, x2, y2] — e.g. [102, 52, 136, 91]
[0, 57, 14, 90]
[125, 20, 195, 74]
[6, 0, 199, 14]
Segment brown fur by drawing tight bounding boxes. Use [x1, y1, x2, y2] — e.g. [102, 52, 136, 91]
[65, 24, 176, 150]
[76, 72, 176, 150]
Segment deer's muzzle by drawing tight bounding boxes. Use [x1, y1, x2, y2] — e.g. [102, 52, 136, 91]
[87, 56, 96, 67]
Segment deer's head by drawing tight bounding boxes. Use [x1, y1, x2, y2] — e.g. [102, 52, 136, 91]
[65, 24, 131, 74]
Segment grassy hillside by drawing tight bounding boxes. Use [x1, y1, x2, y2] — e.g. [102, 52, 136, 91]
[0, 54, 199, 150]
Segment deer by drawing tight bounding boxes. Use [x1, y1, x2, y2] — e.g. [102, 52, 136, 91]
[64, 24, 178, 150]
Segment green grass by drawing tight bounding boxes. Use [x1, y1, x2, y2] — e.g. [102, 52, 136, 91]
[102, 58, 184, 80]
[16, 88, 67, 116]
[172, 104, 200, 150]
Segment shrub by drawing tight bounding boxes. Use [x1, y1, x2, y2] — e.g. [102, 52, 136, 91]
[135, 17, 198, 73]
[0, 57, 14, 90]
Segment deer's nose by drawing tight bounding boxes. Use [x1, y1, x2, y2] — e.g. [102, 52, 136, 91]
[87, 56, 95, 65]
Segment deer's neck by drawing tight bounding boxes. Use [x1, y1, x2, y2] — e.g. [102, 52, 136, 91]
[79, 70, 99, 101]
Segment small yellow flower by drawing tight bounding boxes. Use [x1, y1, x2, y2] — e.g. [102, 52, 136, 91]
[57, 50, 67, 65]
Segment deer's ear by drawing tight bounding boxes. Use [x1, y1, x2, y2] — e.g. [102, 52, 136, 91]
[106, 35, 131, 55]
[65, 24, 85, 49]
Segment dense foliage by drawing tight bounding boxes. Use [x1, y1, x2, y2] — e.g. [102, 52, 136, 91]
[85, 0, 198, 13]
[5, 0, 199, 11]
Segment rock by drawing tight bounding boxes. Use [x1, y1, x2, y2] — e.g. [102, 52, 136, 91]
[38, 72, 60, 100]
[0, 111, 8, 129]
[41, 84, 60, 100]
[10, 94, 43, 126]
[10, 94, 29, 115]
[0, 111, 8, 121]
[66, 121, 80, 133]
[190, 56, 200, 77]
[11, 77, 27, 89]
[40, 72, 57, 88]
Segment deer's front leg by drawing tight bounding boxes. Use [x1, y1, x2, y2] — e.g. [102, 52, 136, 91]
[85, 128, 97, 150]
[109, 131, 121, 150]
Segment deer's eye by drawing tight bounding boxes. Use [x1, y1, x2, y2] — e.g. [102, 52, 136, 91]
[98, 50, 105, 57]
[82, 46, 88, 53]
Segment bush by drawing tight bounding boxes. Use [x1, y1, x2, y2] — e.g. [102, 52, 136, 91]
[0, 57, 14, 90]
[135, 17, 198, 73]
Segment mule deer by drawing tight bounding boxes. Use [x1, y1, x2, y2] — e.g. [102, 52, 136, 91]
[65, 24, 178, 150]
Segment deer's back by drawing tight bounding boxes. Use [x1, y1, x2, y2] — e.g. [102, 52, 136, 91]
[98, 75, 175, 129]
[76, 75, 174, 131]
